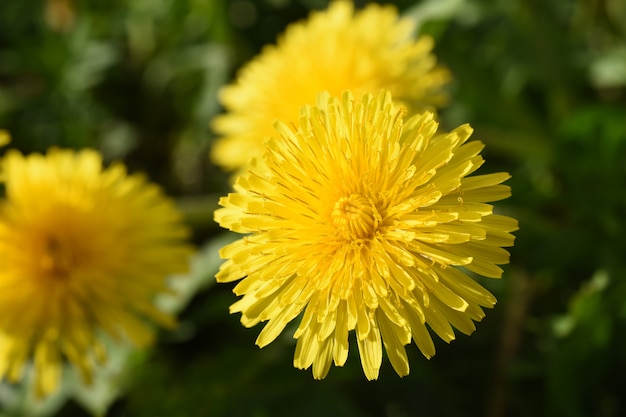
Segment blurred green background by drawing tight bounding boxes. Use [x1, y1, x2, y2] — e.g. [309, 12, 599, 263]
[1, 0, 626, 416]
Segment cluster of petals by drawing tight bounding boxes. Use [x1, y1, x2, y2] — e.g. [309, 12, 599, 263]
[0, 148, 192, 396]
[211, 0, 450, 172]
[215, 91, 518, 380]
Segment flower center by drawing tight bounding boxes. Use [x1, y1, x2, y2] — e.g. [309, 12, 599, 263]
[40, 235, 77, 279]
[331, 194, 380, 240]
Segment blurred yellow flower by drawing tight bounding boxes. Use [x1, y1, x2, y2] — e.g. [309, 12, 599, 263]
[0, 148, 192, 397]
[211, 0, 450, 172]
[215, 91, 517, 380]
[0, 130, 10, 147]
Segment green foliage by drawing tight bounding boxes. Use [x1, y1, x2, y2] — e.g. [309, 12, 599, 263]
[1, 0, 626, 416]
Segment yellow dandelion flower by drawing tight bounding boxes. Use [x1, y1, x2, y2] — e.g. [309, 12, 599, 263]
[211, 0, 450, 172]
[0, 148, 192, 397]
[215, 91, 518, 380]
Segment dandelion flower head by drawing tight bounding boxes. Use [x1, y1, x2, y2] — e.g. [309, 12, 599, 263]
[211, 0, 450, 171]
[0, 148, 192, 396]
[215, 91, 518, 380]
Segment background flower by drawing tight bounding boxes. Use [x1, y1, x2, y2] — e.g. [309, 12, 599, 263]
[0, 130, 9, 147]
[0, 148, 192, 397]
[215, 90, 517, 380]
[211, 0, 450, 172]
